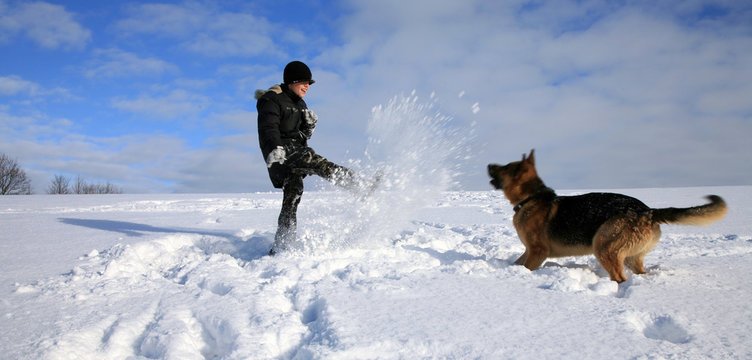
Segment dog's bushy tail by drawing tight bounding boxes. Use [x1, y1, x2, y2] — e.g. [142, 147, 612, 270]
[651, 195, 727, 226]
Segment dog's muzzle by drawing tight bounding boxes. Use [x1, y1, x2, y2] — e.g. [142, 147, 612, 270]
[487, 164, 503, 189]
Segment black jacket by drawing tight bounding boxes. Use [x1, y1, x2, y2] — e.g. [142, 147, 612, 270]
[256, 84, 314, 188]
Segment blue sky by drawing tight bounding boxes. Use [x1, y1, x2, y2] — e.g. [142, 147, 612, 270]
[1, 0, 751, 193]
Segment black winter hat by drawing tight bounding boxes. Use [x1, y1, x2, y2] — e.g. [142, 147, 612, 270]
[283, 61, 315, 85]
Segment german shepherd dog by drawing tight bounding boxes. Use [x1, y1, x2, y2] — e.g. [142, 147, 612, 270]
[487, 150, 727, 283]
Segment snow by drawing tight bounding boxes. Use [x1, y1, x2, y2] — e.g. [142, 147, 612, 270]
[1, 186, 751, 359]
[2, 95, 751, 359]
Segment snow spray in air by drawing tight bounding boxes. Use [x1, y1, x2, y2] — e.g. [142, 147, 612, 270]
[300, 91, 473, 251]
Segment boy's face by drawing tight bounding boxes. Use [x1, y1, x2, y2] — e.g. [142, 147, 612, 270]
[289, 81, 310, 98]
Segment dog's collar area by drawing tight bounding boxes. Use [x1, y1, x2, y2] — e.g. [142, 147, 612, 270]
[513, 188, 555, 213]
[513, 197, 534, 212]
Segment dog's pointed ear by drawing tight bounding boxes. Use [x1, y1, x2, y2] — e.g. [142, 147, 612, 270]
[527, 149, 535, 165]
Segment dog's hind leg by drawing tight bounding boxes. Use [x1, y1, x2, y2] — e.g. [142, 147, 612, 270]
[593, 220, 631, 283]
[597, 251, 628, 283]
[625, 224, 661, 275]
[624, 257, 646, 275]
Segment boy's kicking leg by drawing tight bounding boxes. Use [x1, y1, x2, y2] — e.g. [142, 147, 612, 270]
[303, 150, 376, 193]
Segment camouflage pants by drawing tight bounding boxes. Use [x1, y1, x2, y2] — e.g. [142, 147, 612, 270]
[272, 147, 363, 253]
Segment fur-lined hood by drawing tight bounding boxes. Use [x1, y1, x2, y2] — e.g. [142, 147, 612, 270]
[254, 84, 283, 100]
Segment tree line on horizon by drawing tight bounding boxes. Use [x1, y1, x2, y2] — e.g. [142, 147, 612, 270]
[0, 153, 123, 195]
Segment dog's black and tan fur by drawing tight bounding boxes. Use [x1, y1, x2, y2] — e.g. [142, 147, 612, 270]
[488, 149, 727, 283]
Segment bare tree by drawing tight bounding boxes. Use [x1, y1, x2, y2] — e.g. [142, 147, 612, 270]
[99, 182, 123, 194]
[47, 174, 72, 194]
[0, 153, 32, 195]
[72, 176, 123, 194]
[73, 175, 87, 195]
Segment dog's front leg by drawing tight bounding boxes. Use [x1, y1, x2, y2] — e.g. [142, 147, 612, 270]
[514, 250, 528, 265]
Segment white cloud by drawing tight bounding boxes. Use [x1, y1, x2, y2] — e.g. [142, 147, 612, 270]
[163, 145, 264, 193]
[0, 109, 35, 136]
[0, 107, 73, 141]
[0, 1, 90, 50]
[114, 2, 282, 58]
[112, 90, 209, 121]
[186, 12, 279, 57]
[0, 114, 236, 193]
[312, 0, 752, 189]
[115, 2, 206, 37]
[208, 109, 256, 131]
[0, 75, 78, 104]
[84, 48, 178, 78]
[0, 75, 38, 95]
[2, 133, 190, 194]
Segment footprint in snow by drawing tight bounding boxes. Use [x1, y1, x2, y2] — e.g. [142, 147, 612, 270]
[625, 312, 693, 344]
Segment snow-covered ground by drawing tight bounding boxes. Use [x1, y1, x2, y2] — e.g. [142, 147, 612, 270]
[3, 95, 750, 359]
[1, 185, 750, 359]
